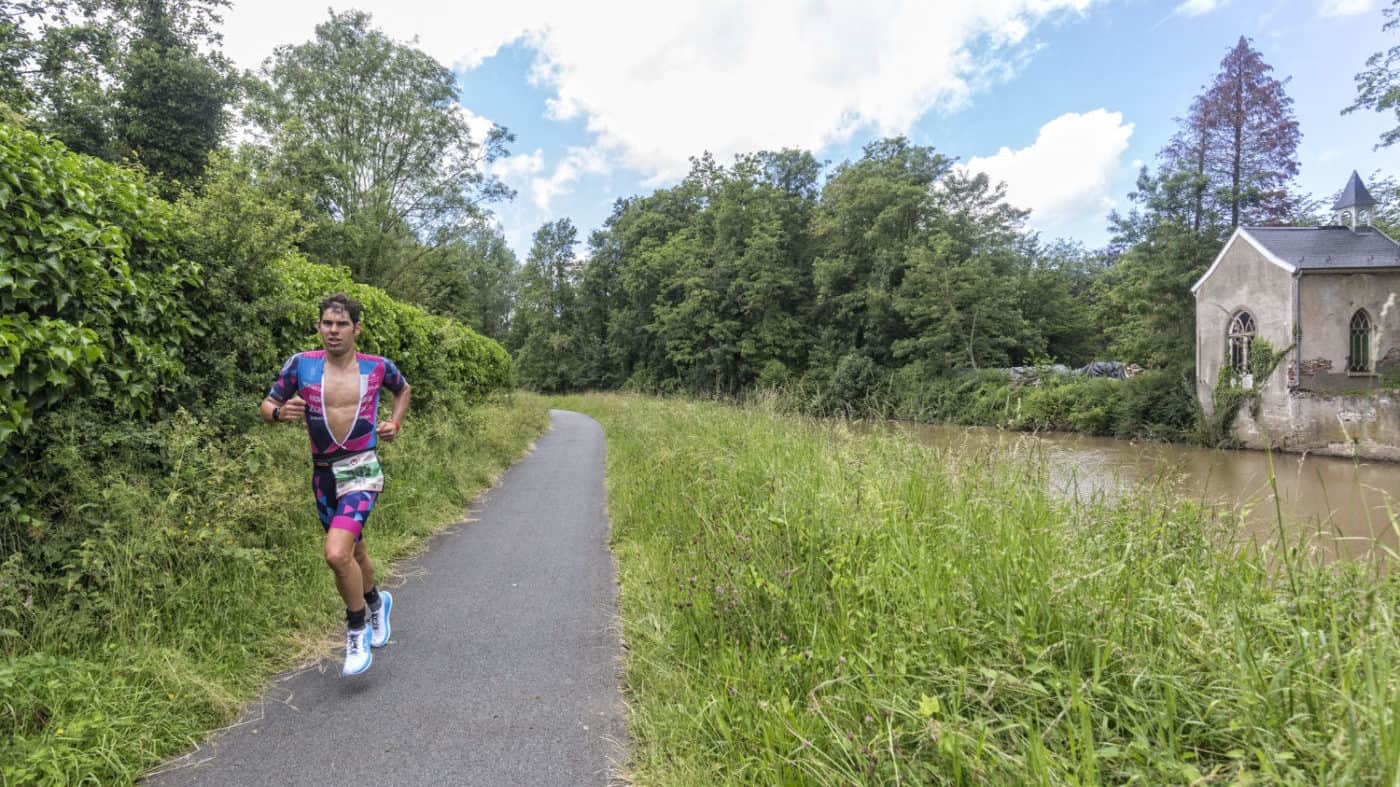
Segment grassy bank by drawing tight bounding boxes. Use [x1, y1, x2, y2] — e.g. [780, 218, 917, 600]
[556, 393, 1399, 784]
[0, 397, 548, 785]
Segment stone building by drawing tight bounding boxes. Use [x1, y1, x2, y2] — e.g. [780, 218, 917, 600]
[1191, 172, 1400, 460]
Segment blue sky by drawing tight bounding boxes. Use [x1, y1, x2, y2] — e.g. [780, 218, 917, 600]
[223, 0, 1400, 261]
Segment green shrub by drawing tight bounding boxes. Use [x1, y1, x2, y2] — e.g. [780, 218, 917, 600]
[886, 367, 1197, 442]
[0, 121, 199, 535]
[0, 121, 199, 439]
[271, 255, 513, 409]
[1113, 369, 1197, 441]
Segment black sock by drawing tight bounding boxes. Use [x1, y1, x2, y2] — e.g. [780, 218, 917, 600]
[364, 586, 380, 609]
[346, 606, 366, 630]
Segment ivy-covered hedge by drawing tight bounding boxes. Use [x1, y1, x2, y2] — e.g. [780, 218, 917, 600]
[0, 122, 199, 445]
[0, 121, 200, 531]
[0, 119, 512, 556]
[270, 254, 514, 408]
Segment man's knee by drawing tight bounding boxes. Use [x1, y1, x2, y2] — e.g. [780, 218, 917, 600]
[324, 539, 357, 572]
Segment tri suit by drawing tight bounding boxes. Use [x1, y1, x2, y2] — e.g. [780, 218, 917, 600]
[267, 350, 408, 539]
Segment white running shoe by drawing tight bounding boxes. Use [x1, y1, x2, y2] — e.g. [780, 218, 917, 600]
[369, 591, 392, 648]
[342, 626, 372, 676]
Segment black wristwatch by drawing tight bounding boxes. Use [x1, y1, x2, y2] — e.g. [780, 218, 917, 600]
[272, 405, 282, 423]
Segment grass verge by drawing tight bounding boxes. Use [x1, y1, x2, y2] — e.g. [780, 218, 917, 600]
[0, 395, 549, 785]
[554, 392, 1400, 785]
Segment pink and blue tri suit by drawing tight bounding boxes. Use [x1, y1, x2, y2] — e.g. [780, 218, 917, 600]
[267, 351, 408, 539]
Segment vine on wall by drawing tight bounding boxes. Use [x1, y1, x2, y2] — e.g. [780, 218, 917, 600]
[1201, 337, 1293, 446]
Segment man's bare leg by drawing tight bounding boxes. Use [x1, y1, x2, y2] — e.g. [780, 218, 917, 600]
[353, 539, 375, 594]
[324, 528, 365, 613]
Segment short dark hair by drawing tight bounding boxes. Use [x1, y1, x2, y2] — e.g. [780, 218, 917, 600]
[319, 293, 362, 324]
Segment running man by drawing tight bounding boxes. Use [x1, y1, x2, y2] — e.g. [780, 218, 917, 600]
[261, 293, 411, 676]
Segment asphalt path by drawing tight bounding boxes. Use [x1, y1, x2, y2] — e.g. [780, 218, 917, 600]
[145, 410, 628, 787]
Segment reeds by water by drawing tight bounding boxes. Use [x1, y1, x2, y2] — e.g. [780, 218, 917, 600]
[563, 392, 1400, 785]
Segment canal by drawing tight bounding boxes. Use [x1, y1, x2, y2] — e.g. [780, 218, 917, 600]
[892, 422, 1400, 561]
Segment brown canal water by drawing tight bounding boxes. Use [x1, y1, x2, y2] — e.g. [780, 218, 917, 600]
[887, 422, 1400, 562]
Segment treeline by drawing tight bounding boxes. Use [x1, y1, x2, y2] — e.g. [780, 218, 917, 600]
[511, 145, 1103, 399]
[1, 1, 520, 335]
[504, 35, 1364, 434]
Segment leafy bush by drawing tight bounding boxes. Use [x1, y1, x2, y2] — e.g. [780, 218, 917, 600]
[172, 150, 304, 432]
[0, 121, 199, 439]
[886, 366, 1198, 442]
[271, 254, 513, 409]
[0, 120, 199, 532]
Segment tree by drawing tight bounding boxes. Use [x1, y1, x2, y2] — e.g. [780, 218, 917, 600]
[0, 0, 234, 182]
[1162, 36, 1300, 229]
[511, 219, 581, 391]
[249, 10, 512, 284]
[811, 138, 953, 369]
[1097, 170, 1219, 370]
[1347, 0, 1400, 148]
[394, 222, 518, 340]
[113, 0, 234, 189]
[892, 172, 1031, 371]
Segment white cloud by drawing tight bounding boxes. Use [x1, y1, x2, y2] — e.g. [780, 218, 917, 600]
[490, 145, 612, 211]
[1318, 0, 1376, 16]
[456, 106, 501, 149]
[962, 109, 1133, 233]
[221, 0, 1102, 183]
[529, 147, 612, 210]
[491, 148, 546, 180]
[1175, 0, 1225, 16]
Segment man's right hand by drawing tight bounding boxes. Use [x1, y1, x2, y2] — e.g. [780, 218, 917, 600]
[279, 395, 307, 422]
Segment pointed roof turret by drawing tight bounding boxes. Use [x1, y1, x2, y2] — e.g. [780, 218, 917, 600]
[1333, 171, 1377, 212]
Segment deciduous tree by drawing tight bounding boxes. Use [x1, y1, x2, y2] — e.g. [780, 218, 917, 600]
[1162, 36, 1300, 229]
[249, 9, 513, 283]
[1347, 0, 1400, 148]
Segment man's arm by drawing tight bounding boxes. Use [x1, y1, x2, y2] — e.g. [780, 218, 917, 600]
[261, 395, 306, 424]
[377, 383, 411, 442]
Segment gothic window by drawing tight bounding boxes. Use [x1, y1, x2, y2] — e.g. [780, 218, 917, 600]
[1349, 310, 1372, 373]
[1228, 311, 1255, 376]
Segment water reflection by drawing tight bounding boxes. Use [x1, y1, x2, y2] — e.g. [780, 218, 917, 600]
[886, 422, 1400, 561]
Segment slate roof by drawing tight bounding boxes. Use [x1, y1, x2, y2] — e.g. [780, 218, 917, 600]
[1245, 225, 1400, 271]
[1332, 170, 1377, 211]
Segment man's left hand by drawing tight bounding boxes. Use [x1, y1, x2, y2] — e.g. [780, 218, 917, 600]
[377, 420, 400, 442]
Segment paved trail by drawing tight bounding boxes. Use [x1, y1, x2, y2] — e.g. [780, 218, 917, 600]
[147, 410, 627, 786]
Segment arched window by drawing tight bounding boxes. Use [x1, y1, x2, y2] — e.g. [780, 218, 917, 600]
[1228, 311, 1255, 376]
[1349, 310, 1372, 373]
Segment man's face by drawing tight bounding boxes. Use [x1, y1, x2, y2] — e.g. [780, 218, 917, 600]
[318, 307, 361, 353]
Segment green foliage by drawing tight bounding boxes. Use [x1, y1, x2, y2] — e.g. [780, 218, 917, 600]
[391, 222, 518, 341]
[1199, 338, 1292, 446]
[0, 0, 235, 183]
[172, 149, 303, 428]
[1099, 171, 1222, 371]
[273, 255, 513, 408]
[1347, 0, 1400, 149]
[568, 393, 1400, 784]
[0, 120, 199, 529]
[554, 139, 1113, 409]
[247, 9, 512, 286]
[885, 367, 1199, 442]
[112, 0, 235, 190]
[511, 219, 583, 392]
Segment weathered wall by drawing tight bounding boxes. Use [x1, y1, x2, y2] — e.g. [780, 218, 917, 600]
[1195, 236, 1295, 413]
[1295, 271, 1400, 390]
[1232, 390, 1400, 461]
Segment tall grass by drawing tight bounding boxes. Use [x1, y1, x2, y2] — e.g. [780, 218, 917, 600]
[558, 393, 1400, 785]
[0, 397, 548, 785]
